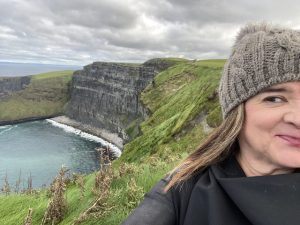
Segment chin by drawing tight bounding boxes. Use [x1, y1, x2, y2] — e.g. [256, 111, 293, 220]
[276, 157, 300, 170]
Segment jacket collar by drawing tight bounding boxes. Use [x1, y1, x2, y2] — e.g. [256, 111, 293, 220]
[212, 155, 300, 225]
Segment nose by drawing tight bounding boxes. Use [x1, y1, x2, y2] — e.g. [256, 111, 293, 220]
[283, 102, 300, 128]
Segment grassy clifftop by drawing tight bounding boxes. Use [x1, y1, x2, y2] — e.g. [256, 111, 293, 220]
[0, 70, 73, 123]
[119, 59, 224, 164]
[0, 59, 225, 224]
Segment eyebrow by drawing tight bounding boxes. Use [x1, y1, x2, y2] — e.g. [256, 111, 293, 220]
[260, 87, 289, 93]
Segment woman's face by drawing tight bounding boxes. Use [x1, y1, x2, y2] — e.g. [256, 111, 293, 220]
[238, 81, 300, 176]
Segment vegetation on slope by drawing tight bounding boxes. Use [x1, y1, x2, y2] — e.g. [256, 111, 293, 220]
[0, 70, 73, 122]
[0, 59, 225, 225]
[118, 59, 224, 163]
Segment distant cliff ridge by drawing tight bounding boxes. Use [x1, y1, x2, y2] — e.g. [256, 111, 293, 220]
[66, 59, 175, 146]
[0, 71, 73, 124]
[0, 76, 31, 99]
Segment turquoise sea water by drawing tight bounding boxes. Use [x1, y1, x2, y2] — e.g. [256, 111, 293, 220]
[0, 120, 104, 189]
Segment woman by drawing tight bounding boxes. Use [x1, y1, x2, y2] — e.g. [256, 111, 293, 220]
[122, 23, 300, 225]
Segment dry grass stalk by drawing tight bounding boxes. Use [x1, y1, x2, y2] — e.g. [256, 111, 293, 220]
[93, 165, 113, 195]
[92, 166, 113, 196]
[125, 178, 144, 210]
[15, 169, 22, 193]
[74, 174, 85, 201]
[93, 147, 112, 193]
[72, 157, 114, 224]
[26, 172, 33, 195]
[96, 146, 112, 171]
[2, 172, 10, 195]
[72, 169, 113, 224]
[118, 163, 137, 178]
[23, 208, 33, 225]
[41, 166, 67, 225]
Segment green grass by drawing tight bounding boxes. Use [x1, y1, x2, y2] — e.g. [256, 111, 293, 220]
[0, 58, 225, 225]
[196, 59, 226, 68]
[0, 192, 48, 224]
[119, 60, 223, 163]
[31, 70, 74, 80]
[0, 70, 73, 122]
[0, 173, 97, 225]
[0, 160, 178, 225]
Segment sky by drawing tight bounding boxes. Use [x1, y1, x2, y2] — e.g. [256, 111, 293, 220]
[2, 0, 300, 66]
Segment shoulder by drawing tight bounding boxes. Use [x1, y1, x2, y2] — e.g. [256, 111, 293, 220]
[121, 176, 176, 225]
[121, 169, 210, 225]
[169, 168, 210, 200]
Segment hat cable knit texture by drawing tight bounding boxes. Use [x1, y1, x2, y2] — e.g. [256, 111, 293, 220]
[219, 23, 300, 117]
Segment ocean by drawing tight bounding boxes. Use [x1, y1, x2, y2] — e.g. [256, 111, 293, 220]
[0, 120, 121, 190]
[0, 62, 82, 77]
[0, 62, 120, 190]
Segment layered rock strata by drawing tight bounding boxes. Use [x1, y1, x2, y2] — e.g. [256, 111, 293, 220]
[66, 59, 172, 147]
[0, 76, 31, 99]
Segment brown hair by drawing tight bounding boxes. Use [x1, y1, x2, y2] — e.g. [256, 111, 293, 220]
[165, 104, 244, 191]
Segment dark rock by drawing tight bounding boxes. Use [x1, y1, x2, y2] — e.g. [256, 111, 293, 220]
[0, 76, 31, 99]
[66, 59, 174, 144]
[143, 58, 177, 73]
[0, 114, 62, 126]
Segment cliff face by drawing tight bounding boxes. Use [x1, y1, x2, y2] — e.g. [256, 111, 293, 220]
[0, 76, 31, 99]
[66, 59, 173, 145]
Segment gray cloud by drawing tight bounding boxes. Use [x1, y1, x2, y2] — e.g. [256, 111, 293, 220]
[1, 0, 300, 65]
[44, 0, 138, 29]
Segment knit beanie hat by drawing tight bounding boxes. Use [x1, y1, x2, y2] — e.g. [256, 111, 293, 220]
[219, 23, 300, 117]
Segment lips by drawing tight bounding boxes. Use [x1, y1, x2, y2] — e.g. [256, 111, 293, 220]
[277, 135, 300, 147]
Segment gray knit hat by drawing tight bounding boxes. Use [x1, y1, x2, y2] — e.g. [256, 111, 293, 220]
[219, 23, 300, 117]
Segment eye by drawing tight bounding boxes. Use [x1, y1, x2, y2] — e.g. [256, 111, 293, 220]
[263, 96, 286, 103]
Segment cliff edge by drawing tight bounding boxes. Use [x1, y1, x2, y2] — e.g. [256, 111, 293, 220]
[65, 58, 181, 148]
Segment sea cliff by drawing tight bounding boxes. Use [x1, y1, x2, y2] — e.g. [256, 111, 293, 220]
[65, 59, 177, 147]
[0, 76, 31, 99]
[0, 59, 226, 225]
[0, 71, 73, 124]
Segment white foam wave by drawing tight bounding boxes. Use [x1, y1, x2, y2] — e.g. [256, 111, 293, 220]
[0, 125, 11, 129]
[46, 119, 121, 157]
[0, 125, 17, 135]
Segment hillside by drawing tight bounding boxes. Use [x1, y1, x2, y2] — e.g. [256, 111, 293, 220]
[64, 58, 187, 148]
[0, 70, 73, 124]
[0, 59, 225, 225]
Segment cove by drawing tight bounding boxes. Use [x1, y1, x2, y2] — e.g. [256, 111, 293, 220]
[0, 120, 120, 189]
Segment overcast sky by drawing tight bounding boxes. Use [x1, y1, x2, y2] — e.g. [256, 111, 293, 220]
[2, 0, 300, 66]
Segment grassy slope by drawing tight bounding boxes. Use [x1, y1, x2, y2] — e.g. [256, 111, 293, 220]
[0, 70, 73, 122]
[118, 59, 224, 163]
[0, 60, 225, 225]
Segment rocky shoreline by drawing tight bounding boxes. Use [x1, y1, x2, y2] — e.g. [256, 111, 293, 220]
[49, 115, 124, 149]
[0, 114, 62, 126]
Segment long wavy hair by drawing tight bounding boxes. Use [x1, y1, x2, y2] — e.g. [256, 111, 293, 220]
[165, 103, 244, 191]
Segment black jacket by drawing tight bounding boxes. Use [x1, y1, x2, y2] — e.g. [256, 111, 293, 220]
[122, 155, 300, 225]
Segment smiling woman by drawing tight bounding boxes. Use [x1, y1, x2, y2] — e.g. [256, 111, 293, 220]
[238, 82, 300, 176]
[122, 23, 300, 225]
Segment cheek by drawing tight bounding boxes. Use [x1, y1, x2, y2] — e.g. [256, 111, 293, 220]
[244, 109, 264, 131]
[241, 107, 280, 146]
